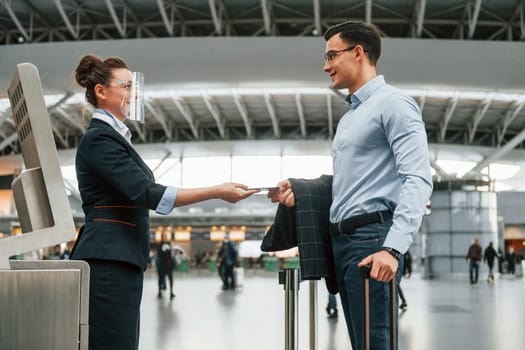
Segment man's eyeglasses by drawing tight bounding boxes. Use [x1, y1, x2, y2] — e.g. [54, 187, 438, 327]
[324, 45, 362, 63]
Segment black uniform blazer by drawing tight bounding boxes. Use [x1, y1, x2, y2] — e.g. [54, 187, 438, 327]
[71, 118, 166, 270]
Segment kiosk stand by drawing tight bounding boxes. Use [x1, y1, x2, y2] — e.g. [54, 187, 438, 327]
[0, 63, 89, 350]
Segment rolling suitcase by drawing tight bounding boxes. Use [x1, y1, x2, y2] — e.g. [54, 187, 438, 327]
[234, 266, 244, 289]
[361, 265, 397, 350]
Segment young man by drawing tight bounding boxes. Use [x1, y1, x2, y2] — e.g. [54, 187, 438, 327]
[270, 21, 432, 349]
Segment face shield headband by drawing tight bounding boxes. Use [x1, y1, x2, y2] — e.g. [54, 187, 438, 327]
[119, 72, 145, 123]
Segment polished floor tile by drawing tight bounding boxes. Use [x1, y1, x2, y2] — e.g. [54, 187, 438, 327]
[139, 270, 525, 350]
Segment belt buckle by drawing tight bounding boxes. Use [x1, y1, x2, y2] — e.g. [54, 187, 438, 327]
[377, 211, 384, 224]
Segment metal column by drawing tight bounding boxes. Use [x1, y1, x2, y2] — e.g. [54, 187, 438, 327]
[309, 280, 318, 350]
[279, 269, 318, 350]
[280, 268, 300, 350]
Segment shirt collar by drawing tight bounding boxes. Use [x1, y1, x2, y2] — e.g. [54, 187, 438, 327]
[345, 75, 385, 109]
[92, 108, 132, 144]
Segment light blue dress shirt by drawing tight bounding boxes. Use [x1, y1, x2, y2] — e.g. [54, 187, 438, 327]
[330, 75, 433, 253]
[92, 109, 178, 215]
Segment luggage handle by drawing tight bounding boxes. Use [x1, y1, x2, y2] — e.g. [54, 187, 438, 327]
[360, 264, 397, 350]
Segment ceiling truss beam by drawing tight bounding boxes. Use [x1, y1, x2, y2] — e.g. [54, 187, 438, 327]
[264, 93, 280, 138]
[172, 95, 199, 140]
[498, 100, 525, 146]
[156, 0, 174, 36]
[260, 0, 272, 35]
[365, 0, 373, 24]
[415, 0, 427, 37]
[104, 0, 127, 37]
[468, 0, 482, 39]
[430, 158, 449, 178]
[0, 0, 31, 41]
[418, 93, 426, 112]
[440, 94, 459, 142]
[465, 127, 525, 178]
[232, 91, 253, 139]
[3, 15, 525, 43]
[129, 121, 146, 143]
[51, 122, 69, 148]
[54, 107, 86, 133]
[295, 94, 307, 138]
[468, 93, 492, 143]
[313, 0, 321, 35]
[512, 0, 525, 40]
[0, 133, 19, 153]
[202, 92, 226, 139]
[53, 0, 79, 39]
[144, 99, 171, 140]
[209, 0, 223, 35]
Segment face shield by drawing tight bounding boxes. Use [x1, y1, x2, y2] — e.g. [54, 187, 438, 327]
[119, 72, 145, 123]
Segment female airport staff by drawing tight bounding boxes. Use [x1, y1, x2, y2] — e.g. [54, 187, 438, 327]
[71, 54, 257, 349]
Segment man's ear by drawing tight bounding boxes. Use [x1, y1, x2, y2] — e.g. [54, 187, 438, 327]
[94, 84, 106, 101]
[355, 45, 366, 62]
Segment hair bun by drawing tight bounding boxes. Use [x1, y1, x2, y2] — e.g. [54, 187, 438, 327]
[75, 54, 103, 88]
[73, 54, 128, 107]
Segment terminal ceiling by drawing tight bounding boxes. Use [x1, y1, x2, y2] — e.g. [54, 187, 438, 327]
[1, 0, 525, 181]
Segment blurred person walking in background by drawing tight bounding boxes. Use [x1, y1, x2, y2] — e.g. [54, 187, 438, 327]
[466, 238, 482, 284]
[506, 247, 516, 277]
[156, 234, 176, 299]
[217, 238, 238, 290]
[484, 241, 497, 283]
[403, 250, 412, 278]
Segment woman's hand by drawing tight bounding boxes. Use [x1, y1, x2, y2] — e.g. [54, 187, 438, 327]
[215, 183, 260, 203]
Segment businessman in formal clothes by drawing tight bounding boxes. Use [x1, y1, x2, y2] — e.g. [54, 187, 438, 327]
[71, 54, 258, 350]
[270, 21, 432, 349]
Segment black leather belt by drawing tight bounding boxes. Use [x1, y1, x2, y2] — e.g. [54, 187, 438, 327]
[330, 210, 393, 235]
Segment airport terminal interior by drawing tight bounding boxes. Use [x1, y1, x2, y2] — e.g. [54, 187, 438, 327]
[1, 1, 525, 349]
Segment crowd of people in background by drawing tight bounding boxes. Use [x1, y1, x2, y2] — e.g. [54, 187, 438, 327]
[29, 238, 525, 286]
[466, 238, 523, 284]
[42, 243, 72, 260]
[36, 236, 524, 297]
[150, 237, 243, 293]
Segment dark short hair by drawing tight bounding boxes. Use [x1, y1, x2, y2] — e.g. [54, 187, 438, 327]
[323, 21, 381, 65]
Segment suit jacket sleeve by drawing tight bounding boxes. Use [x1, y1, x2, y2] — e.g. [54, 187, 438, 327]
[260, 204, 297, 252]
[78, 132, 166, 209]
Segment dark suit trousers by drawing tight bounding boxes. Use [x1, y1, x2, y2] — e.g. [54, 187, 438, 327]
[86, 259, 144, 350]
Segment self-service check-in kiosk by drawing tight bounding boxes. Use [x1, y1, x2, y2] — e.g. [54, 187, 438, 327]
[0, 63, 89, 350]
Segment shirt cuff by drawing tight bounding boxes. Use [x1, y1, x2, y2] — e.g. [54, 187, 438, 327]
[382, 229, 410, 255]
[155, 186, 178, 215]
